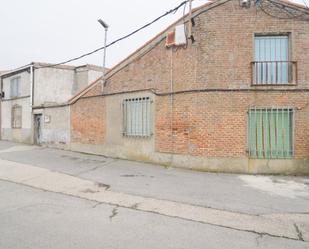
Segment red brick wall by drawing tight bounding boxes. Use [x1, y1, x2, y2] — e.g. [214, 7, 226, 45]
[71, 97, 105, 145]
[71, 0, 309, 160]
[96, 0, 309, 94]
[155, 91, 309, 158]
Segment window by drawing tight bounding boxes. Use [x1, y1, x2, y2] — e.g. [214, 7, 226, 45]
[253, 35, 295, 85]
[11, 105, 22, 129]
[248, 108, 294, 159]
[10, 77, 21, 98]
[123, 97, 152, 137]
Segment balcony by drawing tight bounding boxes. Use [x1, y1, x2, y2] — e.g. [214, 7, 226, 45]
[251, 61, 297, 85]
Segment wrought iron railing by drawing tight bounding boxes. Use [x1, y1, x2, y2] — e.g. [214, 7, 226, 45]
[251, 61, 297, 85]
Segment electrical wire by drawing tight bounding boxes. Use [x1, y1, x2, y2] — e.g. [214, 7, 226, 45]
[38, 1, 189, 68]
[257, 0, 309, 20]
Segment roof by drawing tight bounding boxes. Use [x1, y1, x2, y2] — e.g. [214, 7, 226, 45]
[0, 71, 9, 76]
[277, 0, 309, 12]
[68, 0, 216, 104]
[68, 0, 308, 104]
[0, 62, 104, 78]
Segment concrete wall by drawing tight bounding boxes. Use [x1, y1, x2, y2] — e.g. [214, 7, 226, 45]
[34, 106, 71, 149]
[88, 70, 103, 85]
[103, 91, 155, 158]
[34, 66, 103, 107]
[1, 70, 32, 143]
[1, 98, 32, 143]
[35, 66, 103, 148]
[33, 68, 75, 106]
[0, 64, 103, 146]
[2, 71, 31, 99]
[74, 67, 103, 95]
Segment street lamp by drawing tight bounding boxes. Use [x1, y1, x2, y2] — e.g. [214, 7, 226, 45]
[98, 19, 109, 93]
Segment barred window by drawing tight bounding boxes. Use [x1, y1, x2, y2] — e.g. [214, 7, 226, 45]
[123, 97, 152, 137]
[10, 77, 21, 98]
[248, 108, 294, 159]
[11, 105, 22, 129]
[254, 35, 291, 84]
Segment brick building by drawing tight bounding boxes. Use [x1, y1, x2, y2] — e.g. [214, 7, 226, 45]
[69, 0, 309, 174]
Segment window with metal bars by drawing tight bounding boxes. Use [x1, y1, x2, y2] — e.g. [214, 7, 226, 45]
[248, 108, 294, 159]
[11, 105, 22, 129]
[123, 97, 152, 137]
[253, 35, 296, 85]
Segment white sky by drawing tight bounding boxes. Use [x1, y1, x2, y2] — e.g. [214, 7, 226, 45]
[0, 0, 307, 70]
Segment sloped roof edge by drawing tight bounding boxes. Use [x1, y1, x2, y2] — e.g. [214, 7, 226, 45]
[69, 0, 219, 103]
[69, 0, 308, 104]
[68, 76, 103, 104]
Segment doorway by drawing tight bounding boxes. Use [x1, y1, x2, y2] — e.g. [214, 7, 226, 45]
[34, 114, 42, 145]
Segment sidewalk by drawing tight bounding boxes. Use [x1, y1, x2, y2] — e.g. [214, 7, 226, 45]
[0, 157, 308, 242]
[0, 141, 308, 215]
[0, 140, 308, 242]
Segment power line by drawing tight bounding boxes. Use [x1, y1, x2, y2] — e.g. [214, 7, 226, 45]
[257, 0, 309, 20]
[38, 1, 188, 68]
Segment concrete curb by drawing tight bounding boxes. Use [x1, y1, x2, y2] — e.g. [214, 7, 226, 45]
[0, 158, 308, 241]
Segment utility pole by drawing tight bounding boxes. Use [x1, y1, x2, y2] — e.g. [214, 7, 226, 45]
[98, 19, 109, 93]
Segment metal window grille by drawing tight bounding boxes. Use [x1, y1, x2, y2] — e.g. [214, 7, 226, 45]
[248, 108, 294, 159]
[123, 97, 152, 137]
[11, 105, 22, 129]
[10, 77, 21, 98]
[253, 35, 294, 85]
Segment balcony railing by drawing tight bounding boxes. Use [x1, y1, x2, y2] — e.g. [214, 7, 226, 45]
[251, 61, 297, 85]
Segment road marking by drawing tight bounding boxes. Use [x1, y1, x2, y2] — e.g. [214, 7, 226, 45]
[0, 158, 308, 241]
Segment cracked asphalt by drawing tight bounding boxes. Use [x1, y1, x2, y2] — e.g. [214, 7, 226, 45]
[0, 141, 308, 248]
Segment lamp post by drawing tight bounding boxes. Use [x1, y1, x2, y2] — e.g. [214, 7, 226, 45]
[98, 19, 109, 93]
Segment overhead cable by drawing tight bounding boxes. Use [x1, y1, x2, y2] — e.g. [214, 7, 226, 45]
[38, 1, 188, 68]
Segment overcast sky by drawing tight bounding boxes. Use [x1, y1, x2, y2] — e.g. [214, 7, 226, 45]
[0, 0, 307, 70]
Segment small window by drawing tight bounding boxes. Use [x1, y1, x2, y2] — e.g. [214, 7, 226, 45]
[123, 97, 152, 137]
[248, 108, 294, 159]
[11, 105, 22, 129]
[10, 77, 21, 98]
[253, 35, 295, 85]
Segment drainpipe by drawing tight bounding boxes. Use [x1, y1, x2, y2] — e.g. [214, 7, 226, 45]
[170, 48, 174, 165]
[30, 64, 34, 107]
[0, 76, 3, 140]
[29, 64, 34, 144]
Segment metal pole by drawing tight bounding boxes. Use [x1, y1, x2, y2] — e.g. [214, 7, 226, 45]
[188, 0, 193, 39]
[98, 19, 109, 93]
[102, 27, 108, 93]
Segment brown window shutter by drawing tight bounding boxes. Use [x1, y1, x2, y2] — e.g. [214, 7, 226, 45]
[165, 31, 175, 48]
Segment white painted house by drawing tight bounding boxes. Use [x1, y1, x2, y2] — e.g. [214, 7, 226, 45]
[0, 62, 103, 147]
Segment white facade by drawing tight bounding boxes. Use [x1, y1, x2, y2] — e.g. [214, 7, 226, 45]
[1, 69, 33, 143]
[0, 63, 103, 147]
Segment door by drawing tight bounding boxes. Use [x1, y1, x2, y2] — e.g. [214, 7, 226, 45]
[34, 114, 42, 145]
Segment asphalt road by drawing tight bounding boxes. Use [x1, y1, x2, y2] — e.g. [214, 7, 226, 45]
[0, 141, 308, 248]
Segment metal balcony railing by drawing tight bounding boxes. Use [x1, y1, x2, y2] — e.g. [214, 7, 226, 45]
[251, 61, 297, 85]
